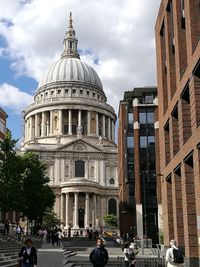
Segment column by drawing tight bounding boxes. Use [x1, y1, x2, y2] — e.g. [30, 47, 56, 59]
[46, 120, 49, 136]
[68, 109, 72, 135]
[85, 193, 90, 227]
[30, 116, 33, 139]
[50, 110, 53, 135]
[41, 112, 45, 137]
[96, 112, 99, 136]
[73, 193, 79, 228]
[24, 121, 27, 142]
[78, 110, 82, 127]
[108, 117, 111, 140]
[87, 111, 91, 135]
[60, 193, 64, 223]
[102, 115, 106, 137]
[59, 110, 63, 135]
[65, 193, 69, 228]
[93, 194, 97, 227]
[35, 114, 38, 137]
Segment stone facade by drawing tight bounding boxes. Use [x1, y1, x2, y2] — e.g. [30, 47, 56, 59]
[22, 14, 118, 230]
[155, 0, 200, 265]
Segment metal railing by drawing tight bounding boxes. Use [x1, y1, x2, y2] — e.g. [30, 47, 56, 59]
[117, 256, 166, 267]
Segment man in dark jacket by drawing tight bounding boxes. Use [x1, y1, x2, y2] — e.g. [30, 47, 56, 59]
[89, 238, 109, 267]
[18, 238, 37, 267]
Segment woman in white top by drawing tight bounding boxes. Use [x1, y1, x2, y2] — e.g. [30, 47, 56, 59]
[165, 240, 184, 267]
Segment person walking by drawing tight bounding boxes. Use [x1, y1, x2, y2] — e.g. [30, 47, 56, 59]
[18, 238, 37, 267]
[16, 224, 22, 244]
[4, 221, 10, 236]
[123, 242, 134, 267]
[89, 238, 109, 267]
[166, 239, 184, 266]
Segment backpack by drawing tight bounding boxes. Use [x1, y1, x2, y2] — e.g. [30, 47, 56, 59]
[173, 248, 184, 263]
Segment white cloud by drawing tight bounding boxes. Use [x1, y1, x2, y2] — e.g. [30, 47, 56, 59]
[0, 83, 33, 113]
[0, 0, 161, 113]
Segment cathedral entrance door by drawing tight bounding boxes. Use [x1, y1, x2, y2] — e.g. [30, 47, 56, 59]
[79, 208, 85, 228]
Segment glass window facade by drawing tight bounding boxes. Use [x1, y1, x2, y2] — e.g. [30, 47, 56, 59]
[127, 136, 134, 148]
[128, 113, 134, 124]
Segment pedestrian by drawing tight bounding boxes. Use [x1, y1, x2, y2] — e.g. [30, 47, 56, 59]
[4, 221, 10, 236]
[16, 224, 22, 244]
[18, 238, 37, 267]
[165, 239, 184, 266]
[56, 229, 63, 246]
[89, 238, 109, 267]
[89, 230, 93, 241]
[123, 242, 134, 267]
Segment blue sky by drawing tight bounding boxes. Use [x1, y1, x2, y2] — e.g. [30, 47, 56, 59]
[0, 0, 160, 141]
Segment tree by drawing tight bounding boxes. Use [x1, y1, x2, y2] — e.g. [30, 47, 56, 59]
[21, 152, 55, 223]
[103, 214, 118, 227]
[42, 209, 61, 227]
[0, 134, 55, 223]
[0, 133, 24, 215]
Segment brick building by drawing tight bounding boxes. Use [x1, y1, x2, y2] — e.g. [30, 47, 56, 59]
[118, 87, 162, 244]
[155, 0, 200, 265]
[0, 107, 7, 141]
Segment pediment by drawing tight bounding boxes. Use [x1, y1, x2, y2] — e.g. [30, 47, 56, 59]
[56, 139, 103, 153]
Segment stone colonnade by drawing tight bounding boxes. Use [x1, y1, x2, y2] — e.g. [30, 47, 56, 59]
[60, 192, 104, 229]
[24, 109, 115, 142]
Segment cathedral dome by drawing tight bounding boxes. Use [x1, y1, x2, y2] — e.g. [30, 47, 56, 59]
[37, 13, 103, 92]
[38, 57, 103, 91]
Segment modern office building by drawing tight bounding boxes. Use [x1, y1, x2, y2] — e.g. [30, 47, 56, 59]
[118, 87, 161, 244]
[22, 14, 118, 230]
[155, 0, 200, 265]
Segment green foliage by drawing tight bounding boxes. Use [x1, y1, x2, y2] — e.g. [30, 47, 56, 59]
[0, 133, 23, 213]
[0, 134, 55, 222]
[20, 152, 55, 222]
[103, 214, 118, 227]
[42, 209, 61, 227]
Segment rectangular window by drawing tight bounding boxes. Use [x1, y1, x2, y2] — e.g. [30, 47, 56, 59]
[0, 120, 5, 133]
[147, 112, 154, 124]
[139, 112, 146, 124]
[127, 136, 134, 148]
[75, 160, 85, 177]
[128, 113, 133, 124]
[140, 136, 147, 148]
[148, 136, 155, 147]
[63, 125, 68, 134]
[144, 94, 154, 104]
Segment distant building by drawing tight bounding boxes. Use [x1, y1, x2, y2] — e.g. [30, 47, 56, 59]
[155, 0, 200, 265]
[118, 87, 161, 244]
[0, 107, 8, 141]
[22, 14, 118, 230]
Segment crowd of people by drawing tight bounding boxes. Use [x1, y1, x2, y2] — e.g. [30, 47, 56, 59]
[0, 220, 185, 266]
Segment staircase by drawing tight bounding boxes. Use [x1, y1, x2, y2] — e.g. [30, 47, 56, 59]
[0, 236, 42, 267]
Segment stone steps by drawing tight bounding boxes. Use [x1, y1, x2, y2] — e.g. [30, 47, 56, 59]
[0, 238, 42, 267]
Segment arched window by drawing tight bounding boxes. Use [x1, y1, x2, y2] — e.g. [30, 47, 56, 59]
[109, 177, 115, 185]
[75, 160, 85, 177]
[108, 198, 117, 215]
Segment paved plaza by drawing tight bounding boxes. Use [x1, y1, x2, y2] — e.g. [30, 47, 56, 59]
[38, 238, 124, 267]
